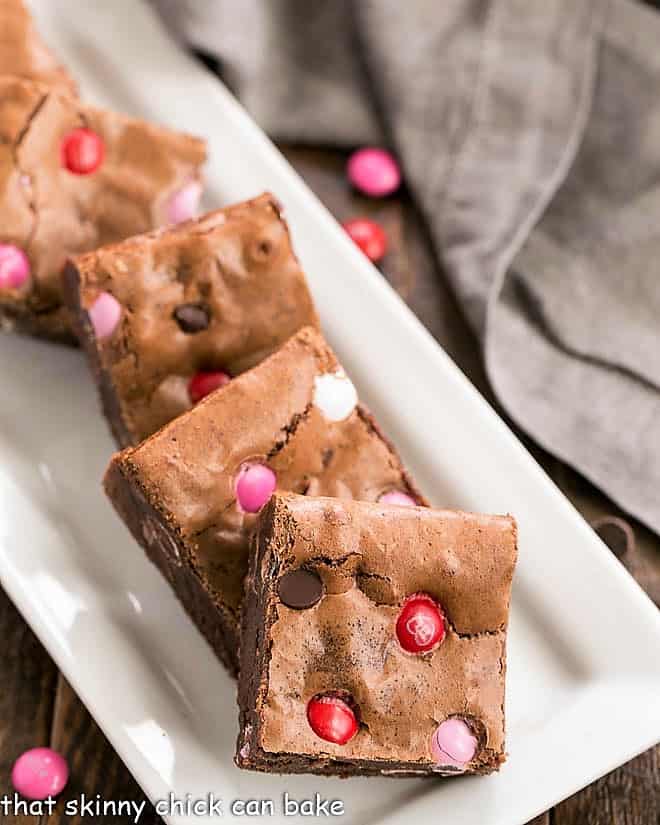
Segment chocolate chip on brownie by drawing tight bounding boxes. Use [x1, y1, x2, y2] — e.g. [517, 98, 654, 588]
[173, 303, 211, 333]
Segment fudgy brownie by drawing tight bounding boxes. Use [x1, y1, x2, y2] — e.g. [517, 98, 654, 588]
[237, 493, 517, 777]
[63, 193, 319, 446]
[0, 76, 206, 342]
[104, 327, 426, 674]
[0, 0, 77, 95]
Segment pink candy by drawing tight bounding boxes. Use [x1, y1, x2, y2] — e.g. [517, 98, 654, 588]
[11, 747, 69, 800]
[347, 147, 401, 198]
[166, 180, 202, 224]
[431, 719, 478, 769]
[0, 244, 30, 289]
[235, 463, 277, 513]
[379, 490, 416, 507]
[88, 291, 121, 340]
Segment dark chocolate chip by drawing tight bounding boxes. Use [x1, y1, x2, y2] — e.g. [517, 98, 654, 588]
[278, 568, 323, 609]
[591, 516, 634, 558]
[173, 303, 210, 333]
[250, 237, 275, 262]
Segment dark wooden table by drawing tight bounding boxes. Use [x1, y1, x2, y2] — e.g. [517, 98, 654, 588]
[0, 146, 658, 825]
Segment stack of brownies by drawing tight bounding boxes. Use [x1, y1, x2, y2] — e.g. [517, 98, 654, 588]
[1, 0, 517, 778]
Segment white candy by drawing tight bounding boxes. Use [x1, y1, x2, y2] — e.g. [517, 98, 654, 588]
[313, 371, 358, 422]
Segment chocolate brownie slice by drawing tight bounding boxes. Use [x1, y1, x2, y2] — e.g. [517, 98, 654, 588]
[0, 0, 77, 95]
[104, 327, 426, 674]
[0, 76, 206, 342]
[237, 493, 517, 777]
[63, 193, 319, 446]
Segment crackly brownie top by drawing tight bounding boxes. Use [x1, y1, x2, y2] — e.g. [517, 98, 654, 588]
[0, 76, 206, 337]
[247, 494, 517, 771]
[71, 194, 319, 442]
[113, 327, 424, 619]
[0, 0, 77, 95]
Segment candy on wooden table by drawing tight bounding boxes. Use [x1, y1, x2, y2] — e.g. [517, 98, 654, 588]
[347, 147, 401, 198]
[342, 217, 388, 262]
[11, 748, 69, 801]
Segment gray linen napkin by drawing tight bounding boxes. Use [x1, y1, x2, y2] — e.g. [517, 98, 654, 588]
[153, 0, 660, 535]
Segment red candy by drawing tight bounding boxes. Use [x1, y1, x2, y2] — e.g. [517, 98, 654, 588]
[396, 593, 445, 654]
[188, 370, 231, 404]
[307, 694, 358, 745]
[347, 147, 401, 198]
[342, 218, 388, 262]
[61, 128, 105, 175]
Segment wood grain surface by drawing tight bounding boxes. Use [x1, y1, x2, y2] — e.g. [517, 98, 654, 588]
[0, 146, 657, 825]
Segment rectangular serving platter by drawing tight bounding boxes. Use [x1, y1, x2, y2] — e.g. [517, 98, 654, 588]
[1, 2, 658, 823]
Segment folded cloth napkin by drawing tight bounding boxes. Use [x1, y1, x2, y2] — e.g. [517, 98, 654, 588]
[152, 0, 660, 536]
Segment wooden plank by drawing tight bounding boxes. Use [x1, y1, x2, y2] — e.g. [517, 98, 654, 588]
[42, 677, 159, 825]
[0, 587, 58, 825]
[553, 746, 660, 825]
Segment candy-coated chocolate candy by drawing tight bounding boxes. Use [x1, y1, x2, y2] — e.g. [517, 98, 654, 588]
[11, 747, 69, 800]
[431, 718, 478, 768]
[61, 128, 105, 175]
[0, 244, 30, 289]
[342, 218, 388, 262]
[347, 147, 401, 198]
[396, 593, 445, 653]
[188, 370, 231, 404]
[379, 490, 416, 507]
[313, 371, 357, 422]
[167, 180, 202, 224]
[88, 292, 121, 340]
[235, 463, 276, 513]
[307, 694, 358, 745]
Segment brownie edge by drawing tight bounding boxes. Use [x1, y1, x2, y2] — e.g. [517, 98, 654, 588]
[63, 261, 132, 447]
[104, 457, 240, 675]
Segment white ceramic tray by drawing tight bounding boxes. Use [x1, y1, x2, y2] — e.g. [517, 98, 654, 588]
[2, 2, 659, 823]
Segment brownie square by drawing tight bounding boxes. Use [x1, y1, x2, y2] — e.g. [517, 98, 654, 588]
[1, 0, 77, 95]
[0, 76, 206, 342]
[63, 193, 320, 446]
[236, 493, 517, 778]
[104, 327, 426, 674]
